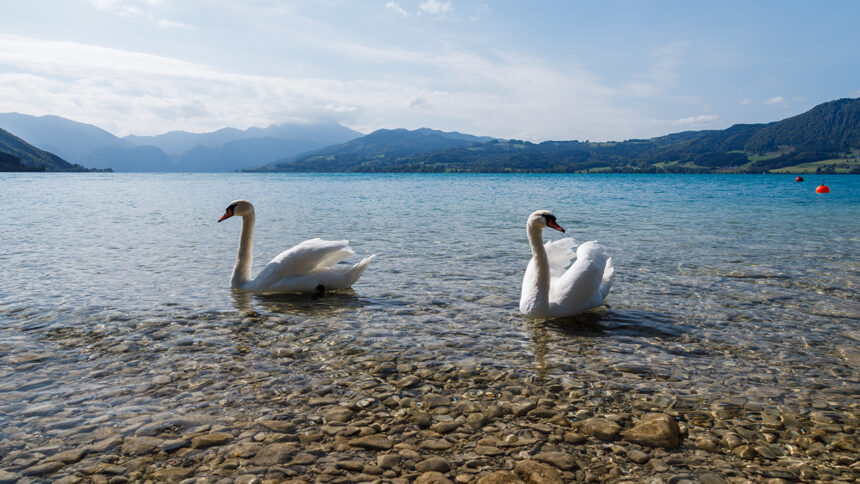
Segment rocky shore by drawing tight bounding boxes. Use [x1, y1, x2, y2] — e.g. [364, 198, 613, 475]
[2, 357, 857, 484]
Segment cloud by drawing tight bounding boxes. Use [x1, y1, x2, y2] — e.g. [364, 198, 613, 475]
[409, 97, 429, 108]
[469, 3, 491, 21]
[674, 114, 719, 126]
[739, 97, 752, 105]
[0, 33, 655, 141]
[157, 19, 195, 31]
[765, 96, 786, 105]
[624, 41, 689, 98]
[420, 0, 453, 15]
[385, 1, 410, 17]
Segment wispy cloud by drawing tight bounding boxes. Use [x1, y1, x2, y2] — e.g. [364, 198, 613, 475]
[420, 0, 453, 15]
[624, 41, 689, 98]
[387, 0, 454, 18]
[157, 19, 195, 31]
[739, 97, 752, 105]
[0, 33, 639, 141]
[765, 95, 786, 105]
[385, 1, 410, 17]
[674, 114, 719, 126]
[89, 0, 193, 32]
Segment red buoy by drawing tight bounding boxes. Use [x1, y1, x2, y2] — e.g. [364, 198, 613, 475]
[816, 183, 830, 193]
[795, 176, 804, 182]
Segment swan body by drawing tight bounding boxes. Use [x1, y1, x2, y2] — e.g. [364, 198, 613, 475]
[219, 200, 375, 293]
[520, 210, 614, 318]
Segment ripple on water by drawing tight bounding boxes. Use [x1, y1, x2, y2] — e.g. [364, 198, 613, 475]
[0, 173, 858, 447]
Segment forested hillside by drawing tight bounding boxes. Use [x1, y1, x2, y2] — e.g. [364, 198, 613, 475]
[258, 98, 860, 174]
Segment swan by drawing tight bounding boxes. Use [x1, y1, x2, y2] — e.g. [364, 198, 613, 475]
[519, 210, 614, 318]
[218, 200, 375, 294]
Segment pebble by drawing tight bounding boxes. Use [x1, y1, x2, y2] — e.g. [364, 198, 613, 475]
[577, 418, 621, 441]
[417, 457, 451, 473]
[532, 451, 578, 470]
[21, 462, 65, 476]
[191, 432, 232, 449]
[627, 449, 651, 464]
[348, 435, 395, 450]
[622, 413, 681, 448]
[514, 459, 562, 484]
[416, 471, 455, 484]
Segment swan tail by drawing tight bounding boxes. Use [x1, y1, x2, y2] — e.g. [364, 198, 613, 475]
[599, 257, 614, 300]
[344, 254, 376, 287]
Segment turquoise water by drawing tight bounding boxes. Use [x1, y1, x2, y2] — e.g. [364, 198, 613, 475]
[1, 173, 858, 436]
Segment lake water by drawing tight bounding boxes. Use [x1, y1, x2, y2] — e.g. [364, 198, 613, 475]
[1, 173, 858, 455]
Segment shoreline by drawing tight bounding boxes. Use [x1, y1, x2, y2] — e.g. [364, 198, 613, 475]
[2, 348, 857, 484]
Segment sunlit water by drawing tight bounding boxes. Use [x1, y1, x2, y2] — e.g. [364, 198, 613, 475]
[1, 173, 858, 439]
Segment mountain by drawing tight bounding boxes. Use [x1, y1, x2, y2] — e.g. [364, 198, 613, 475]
[124, 121, 361, 156]
[0, 114, 362, 172]
[176, 137, 321, 172]
[255, 98, 860, 174]
[0, 113, 131, 163]
[0, 127, 91, 171]
[257, 128, 496, 172]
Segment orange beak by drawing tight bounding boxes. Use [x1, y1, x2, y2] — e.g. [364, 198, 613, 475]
[218, 208, 233, 222]
[547, 220, 565, 232]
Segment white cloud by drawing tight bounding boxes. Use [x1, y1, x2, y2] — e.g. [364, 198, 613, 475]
[739, 97, 752, 105]
[385, 1, 410, 17]
[674, 114, 719, 126]
[157, 19, 195, 31]
[765, 96, 786, 105]
[0, 33, 658, 141]
[624, 41, 688, 98]
[409, 97, 429, 108]
[420, 0, 453, 15]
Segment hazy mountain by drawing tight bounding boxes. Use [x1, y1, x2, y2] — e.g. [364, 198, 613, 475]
[177, 137, 321, 172]
[87, 145, 176, 172]
[0, 113, 362, 172]
[0, 113, 130, 164]
[124, 121, 362, 156]
[0, 127, 91, 171]
[255, 98, 860, 174]
[258, 127, 496, 172]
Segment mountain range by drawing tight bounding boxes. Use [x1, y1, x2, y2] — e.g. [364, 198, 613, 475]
[0, 113, 361, 172]
[0, 127, 92, 172]
[257, 97, 860, 174]
[1, 97, 858, 173]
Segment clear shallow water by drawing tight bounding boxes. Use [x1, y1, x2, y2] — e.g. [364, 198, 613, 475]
[0, 173, 858, 439]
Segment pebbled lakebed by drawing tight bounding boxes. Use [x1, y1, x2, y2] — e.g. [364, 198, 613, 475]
[1, 173, 858, 483]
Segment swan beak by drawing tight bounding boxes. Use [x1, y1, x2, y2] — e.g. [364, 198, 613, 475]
[218, 209, 233, 222]
[547, 220, 565, 232]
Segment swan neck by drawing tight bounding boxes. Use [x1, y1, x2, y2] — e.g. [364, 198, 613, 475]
[525, 220, 551, 314]
[232, 211, 255, 288]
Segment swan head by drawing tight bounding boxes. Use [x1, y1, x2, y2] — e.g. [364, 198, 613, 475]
[528, 210, 565, 232]
[218, 199, 254, 222]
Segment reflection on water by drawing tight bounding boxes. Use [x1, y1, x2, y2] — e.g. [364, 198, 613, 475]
[0, 173, 858, 441]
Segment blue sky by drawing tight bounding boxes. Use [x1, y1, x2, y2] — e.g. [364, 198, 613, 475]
[1, 1, 858, 140]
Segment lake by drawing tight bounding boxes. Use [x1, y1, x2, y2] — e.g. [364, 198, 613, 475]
[1, 173, 858, 481]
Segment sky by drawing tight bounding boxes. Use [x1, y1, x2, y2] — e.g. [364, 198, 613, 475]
[0, 1, 858, 141]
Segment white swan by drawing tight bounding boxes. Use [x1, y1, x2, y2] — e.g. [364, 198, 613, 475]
[520, 210, 614, 318]
[219, 200, 375, 294]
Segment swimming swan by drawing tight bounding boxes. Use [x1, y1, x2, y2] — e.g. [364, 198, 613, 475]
[519, 210, 614, 318]
[219, 200, 375, 293]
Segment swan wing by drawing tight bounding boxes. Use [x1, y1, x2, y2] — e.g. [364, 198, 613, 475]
[252, 238, 354, 289]
[544, 237, 577, 278]
[599, 257, 615, 300]
[549, 240, 609, 315]
[263, 255, 376, 293]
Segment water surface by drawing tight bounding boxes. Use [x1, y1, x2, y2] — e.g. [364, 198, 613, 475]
[1, 173, 858, 439]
